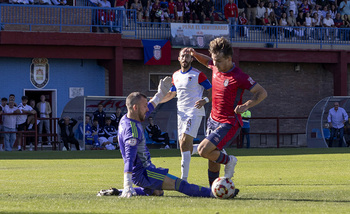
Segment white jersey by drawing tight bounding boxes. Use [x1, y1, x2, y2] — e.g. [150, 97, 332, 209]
[17, 103, 33, 125]
[172, 67, 211, 117]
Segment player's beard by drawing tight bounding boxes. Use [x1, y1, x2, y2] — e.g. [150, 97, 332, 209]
[138, 109, 146, 122]
[181, 61, 190, 70]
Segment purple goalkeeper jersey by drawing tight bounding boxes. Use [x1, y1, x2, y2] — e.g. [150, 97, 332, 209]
[118, 102, 155, 174]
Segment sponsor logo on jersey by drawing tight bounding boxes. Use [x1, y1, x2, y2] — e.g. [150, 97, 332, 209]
[224, 79, 229, 87]
[248, 77, 255, 85]
[30, 58, 49, 89]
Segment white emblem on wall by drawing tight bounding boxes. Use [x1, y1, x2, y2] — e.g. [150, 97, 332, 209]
[30, 58, 49, 89]
[69, 87, 84, 98]
[153, 45, 161, 60]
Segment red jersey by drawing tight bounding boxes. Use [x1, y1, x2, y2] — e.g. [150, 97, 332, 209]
[224, 3, 238, 19]
[175, 1, 184, 12]
[168, 2, 175, 14]
[115, 0, 128, 7]
[239, 16, 248, 25]
[208, 61, 256, 125]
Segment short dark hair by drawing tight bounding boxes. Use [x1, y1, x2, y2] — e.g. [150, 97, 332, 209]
[85, 114, 91, 118]
[93, 118, 98, 122]
[209, 37, 233, 58]
[1, 97, 8, 102]
[105, 117, 111, 121]
[126, 92, 147, 110]
[22, 96, 28, 101]
[9, 94, 15, 97]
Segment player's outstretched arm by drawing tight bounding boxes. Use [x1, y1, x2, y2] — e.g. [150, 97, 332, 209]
[160, 91, 176, 104]
[187, 48, 212, 68]
[150, 76, 173, 108]
[234, 83, 267, 114]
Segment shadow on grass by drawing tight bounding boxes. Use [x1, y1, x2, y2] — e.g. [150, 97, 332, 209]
[0, 147, 349, 160]
[237, 197, 350, 203]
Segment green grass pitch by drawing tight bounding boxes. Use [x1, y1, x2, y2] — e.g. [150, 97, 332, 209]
[0, 148, 349, 213]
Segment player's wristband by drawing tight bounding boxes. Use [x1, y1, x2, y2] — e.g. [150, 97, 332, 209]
[203, 97, 209, 103]
[124, 173, 133, 189]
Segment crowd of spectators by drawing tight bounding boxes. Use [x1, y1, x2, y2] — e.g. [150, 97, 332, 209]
[5, 0, 67, 5]
[232, 0, 350, 40]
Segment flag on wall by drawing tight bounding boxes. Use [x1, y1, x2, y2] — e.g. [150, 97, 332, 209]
[142, 40, 171, 65]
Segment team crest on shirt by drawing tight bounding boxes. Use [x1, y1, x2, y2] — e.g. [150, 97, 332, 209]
[224, 79, 229, 87]
[153, 45, 161, 60]
[188, 77, 192, 81]
[127, 138, 137, 146]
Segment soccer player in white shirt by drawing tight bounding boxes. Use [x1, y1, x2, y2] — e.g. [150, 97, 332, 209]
[161, 48, 212, 182]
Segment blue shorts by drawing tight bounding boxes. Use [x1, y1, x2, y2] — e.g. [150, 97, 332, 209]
[206, 116, 241, 150]
[132, 166, 169, 190]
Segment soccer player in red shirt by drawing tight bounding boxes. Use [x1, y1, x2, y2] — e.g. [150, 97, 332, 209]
[187, 37, 267, 186]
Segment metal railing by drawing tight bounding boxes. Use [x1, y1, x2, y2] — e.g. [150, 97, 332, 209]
[1, 4, 350, 49]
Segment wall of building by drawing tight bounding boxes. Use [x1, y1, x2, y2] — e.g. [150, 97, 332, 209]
[122, 60, 336, 147]
[0, 57, 106, 117]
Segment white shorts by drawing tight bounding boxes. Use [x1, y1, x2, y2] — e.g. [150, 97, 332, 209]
[177, 114, 203, 139]
[177, 11, 183, 17]
[98, 136, 116, 144]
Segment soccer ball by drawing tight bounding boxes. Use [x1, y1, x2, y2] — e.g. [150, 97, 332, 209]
[211, 177, 235, 199]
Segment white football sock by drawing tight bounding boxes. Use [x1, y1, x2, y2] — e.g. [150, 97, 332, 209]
[181, 151, 191, 181]
[192, 144, 198, 155]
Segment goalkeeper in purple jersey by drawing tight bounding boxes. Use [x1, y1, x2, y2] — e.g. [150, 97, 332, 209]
[97, 77, 238, 198]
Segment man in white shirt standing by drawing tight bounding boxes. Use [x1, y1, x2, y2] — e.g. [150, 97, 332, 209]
[37, 95, 52, 145]
[3, 101, 20, 151]
[327, 102, 348, 147]
[17, 96, 36, 151]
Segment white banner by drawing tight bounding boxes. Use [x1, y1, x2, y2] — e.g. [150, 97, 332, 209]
[170, 23, 230, 48]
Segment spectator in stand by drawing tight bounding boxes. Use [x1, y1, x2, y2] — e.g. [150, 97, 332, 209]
[339, 0, 350, 17]
[320, 5, 329, 20]
[27, 99, 38, 130]
[141, 0, 150, 23]
[16, 96, 36, 151]
[334, 12, 343, 40]
[246, 0, 259, 25]
[175, 0, 184, 23]
[268, 11, 278, 38]
[256, 1, 266, 25]
[98, 117, 118, 150]
[285, 0, 298, 16]
[37, 95, 51, 146]
[266, 2, 274, 15]
[238, 0, 247, 14]
[239, 11, 250, 37]
[305, 12, 313, 39]
[323, 12, 335, 40]
[59, 117, 80, 151]
[225, 0, 238, 38]
[159, 0, 170, 23]
[115, 0, 129, 31]
[312, 12, 322, 39]
[3, 101, 20, 151]
[287, 10, 297, 38]
[191, 0, 203, 23]
[316, 0, 330, 9]
[299, 0, 311, 13]
[98, 0, 114, 33]
[130, 0, 144, 23]
[111, 107, 123, 130]
[329, 4, 337, 19]
[91, 118, 102, 148]
[168, 0, 176, 22]
[274, 1, 282, 21]
[183, 0, 192, 23]
[51, 0, 66, 5]
[241, 110, 251, 148]
[8, 94, 17, 107]
[342, 14, 350, 40]
[296, 10, 306, 39]
[93, 103, 106, 128]
[146, 116, 170, 149]
[327, 102, 348, 147]
[279, 12, 289, 38]
[202, 0, 215, 24]
[39, 0, 52, 4]
[150, 0, 162, 23]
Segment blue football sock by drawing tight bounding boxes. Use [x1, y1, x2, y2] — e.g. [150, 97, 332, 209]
[174, 178, 212, 197]
[208, 170, 220, 187]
